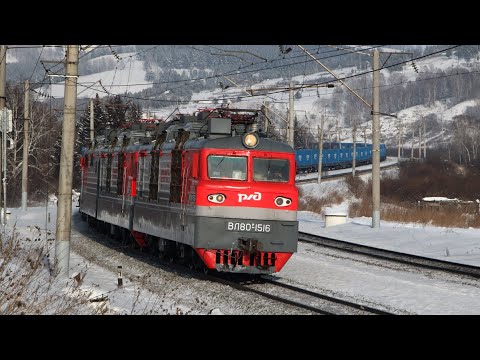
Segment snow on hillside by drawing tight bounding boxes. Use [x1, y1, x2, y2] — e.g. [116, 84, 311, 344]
[349, 98, 480, 148]
[35, 46, 479, 149]
[417, 54, 472, 72]
[443, 99, 479, 119]
[85, 53, 122, 68]
[41, 52, 153, 99]
[167, 51, 470, 110]
[171, 68, 214, 76]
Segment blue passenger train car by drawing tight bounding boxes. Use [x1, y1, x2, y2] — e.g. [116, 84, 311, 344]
[295, 142, 386, 173]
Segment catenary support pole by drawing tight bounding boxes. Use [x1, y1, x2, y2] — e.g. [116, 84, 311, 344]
[423, 119, 427, 159]
[2, 109, 6, 226]
[263, 101, 269, 135]
[411, 127, 414, 158]
[371, 49, 380, 228]
[397, 121, 402, 162]
[288, 82, 294, 147]
[352, 119, 357, 176]
[55, 45, 79, 278]
[90, 98, 94, 144]
[418, 124, 422, 158]
[21, 80, 30, 210]
[317, 118, 324, 184]
[0, 45, 6, 223]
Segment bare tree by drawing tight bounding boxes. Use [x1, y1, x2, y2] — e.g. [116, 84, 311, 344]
[5, 83, 61, 205]
[451, 115, 480, 164]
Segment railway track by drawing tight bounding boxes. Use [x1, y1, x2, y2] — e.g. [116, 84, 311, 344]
[74, 213, 393, 314]
[74, 199, 480, 314]
[207, 275, 394, 315]
[299, 231, 480, 279]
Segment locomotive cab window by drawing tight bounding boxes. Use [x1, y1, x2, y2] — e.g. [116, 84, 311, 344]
[208, 155, 247, 180]
[253, 158, 289, 182]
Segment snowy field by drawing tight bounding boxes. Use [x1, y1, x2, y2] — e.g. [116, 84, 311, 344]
[2, 157, 479, 315]
[2, 179, 480, 315]
[1, 203, 309, 315]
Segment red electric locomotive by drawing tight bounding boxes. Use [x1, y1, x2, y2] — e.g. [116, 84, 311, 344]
[79, 108, 298, 274]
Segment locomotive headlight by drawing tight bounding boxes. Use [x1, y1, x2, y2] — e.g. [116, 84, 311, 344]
[208, 193, 226, 204]
[242, 132, 259, 148]
[274, 196, 292, 207]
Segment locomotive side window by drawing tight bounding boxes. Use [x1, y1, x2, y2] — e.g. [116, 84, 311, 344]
[149, 151, 159, 200]
[111, 155, 118, 194]
[100, 156, 107, 191]
[117, 153, 125, 195]
[159, 154, 171, 194]
[127, 153, 137, 197]
[106, 154, 112, 192]
[137, 155, 144, 197]
[253, 158, 289, 182]
[142, 154, 151, 199]
[208, 156, 246, 180]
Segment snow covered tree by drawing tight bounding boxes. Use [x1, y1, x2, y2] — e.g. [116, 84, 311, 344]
[104, 95, 128, 130]
[126, 101, 142, 122]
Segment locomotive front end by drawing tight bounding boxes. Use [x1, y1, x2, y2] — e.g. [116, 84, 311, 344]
[194, 133, 298, 274]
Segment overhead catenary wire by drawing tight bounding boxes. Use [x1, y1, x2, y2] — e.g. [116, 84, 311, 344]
[36, 46, 471, 114]
[152, 44, 451, 99]
[55, 45, 388, 104]
[63, 45, 463, 108]
[12, 45, 396, 93]
[27, 46, 45, 83]
[30, 44, 384, 98]
[29, 45, 463, 109]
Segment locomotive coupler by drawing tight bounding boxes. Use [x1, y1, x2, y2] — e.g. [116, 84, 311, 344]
[237, 237, 262, 253]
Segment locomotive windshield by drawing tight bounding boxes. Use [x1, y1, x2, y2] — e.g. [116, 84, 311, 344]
[253, 158, 290, 182]
[208, 155, 247, 180]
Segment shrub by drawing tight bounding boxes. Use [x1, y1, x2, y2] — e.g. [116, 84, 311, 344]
[0, 230, 106, 315]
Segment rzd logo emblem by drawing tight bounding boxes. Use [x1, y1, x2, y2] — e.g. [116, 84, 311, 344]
[238, 192, 262, 203]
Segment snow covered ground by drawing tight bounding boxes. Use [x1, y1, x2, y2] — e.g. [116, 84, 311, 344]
[3, 158, 480, 315]
[3, 181, 480, 315]
[298, 212, 480, 267]
[1, 203, 310, 315]
[276, 239, 480, 315]
[295, 160, 480, 268]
